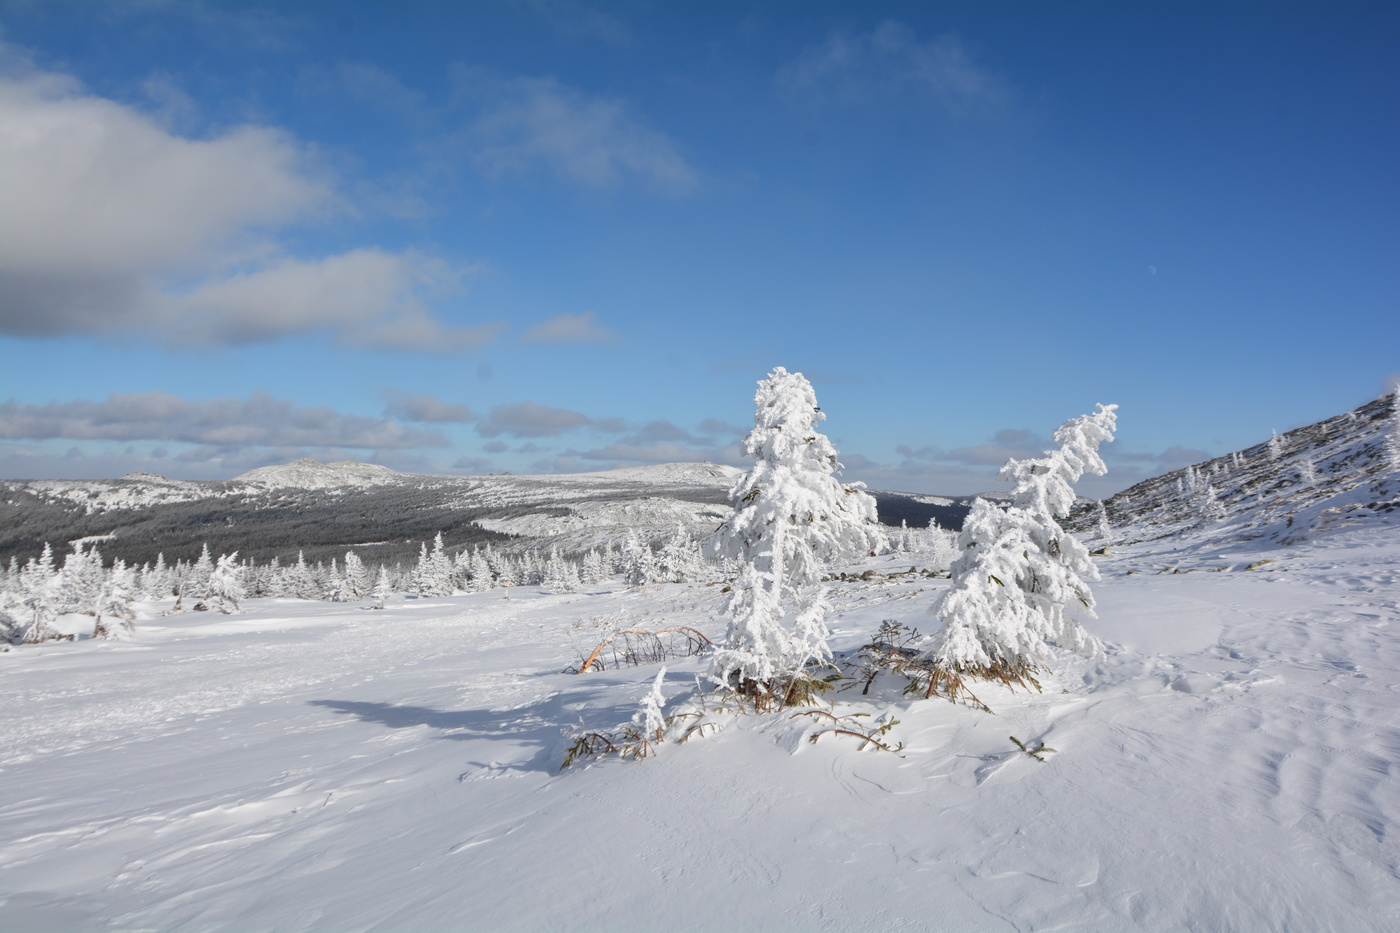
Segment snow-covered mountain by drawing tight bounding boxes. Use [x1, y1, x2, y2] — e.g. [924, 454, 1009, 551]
[1074, 392, 1399, 547]
[233, 458, 407, 490]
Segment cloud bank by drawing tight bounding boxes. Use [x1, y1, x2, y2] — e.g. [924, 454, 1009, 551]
[0, 63, 490, 351]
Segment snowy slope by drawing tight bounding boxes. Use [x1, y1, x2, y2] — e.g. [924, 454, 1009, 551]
[1076, 392, 1399, 547]
[233, 458, 408, 490]
[3, 518, 1398, 932]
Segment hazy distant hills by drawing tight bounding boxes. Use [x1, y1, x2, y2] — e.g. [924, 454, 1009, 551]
[6, 392, 1391, 569]
[0, 459, 971, 568]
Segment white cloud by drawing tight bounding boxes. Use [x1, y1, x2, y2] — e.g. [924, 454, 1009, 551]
[778, 22, 1010, 115]
[475, 401, 599, 438]
[522, 310, 615, 344]
[466, 76, 698, 192]
[0, 391, 446, 450]
[382, 390, 477, 424]
[0, 61, 492, 351]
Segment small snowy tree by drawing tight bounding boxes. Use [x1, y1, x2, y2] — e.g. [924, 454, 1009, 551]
[94, 559, 137, 638]
[630, 667, 669, 756]
[923, 404, 1118, 690]
[544, 548, 579, 594]
[207, 552, 245, 614]
[21, 574, 65, 644]
[343, 551, 371, 599]
[1385, 385, 1400, 470]
[186, 544, 215, 604]
[371, 566, 392, 609]
[708, 367, 881, 702]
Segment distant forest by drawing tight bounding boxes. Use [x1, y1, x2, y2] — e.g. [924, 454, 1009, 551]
[0, 478, 969, 570]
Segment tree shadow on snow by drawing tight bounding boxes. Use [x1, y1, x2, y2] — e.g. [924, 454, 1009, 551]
[308, 691, 638, 774]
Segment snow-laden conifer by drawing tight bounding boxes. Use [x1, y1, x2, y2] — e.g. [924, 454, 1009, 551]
[631, 666, 669, 754]
[208, 552, 245, 614]
[343, 552, 371, 599]
[709, 367, 880, 701]
[1386, 385, 1400, 470]
[371, 566, 391, 609]
[923, 404, 1117, 689]
[94, 559, 137, 638]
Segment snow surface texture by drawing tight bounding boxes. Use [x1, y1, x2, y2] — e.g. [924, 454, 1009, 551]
[3, 523, 1398, 931]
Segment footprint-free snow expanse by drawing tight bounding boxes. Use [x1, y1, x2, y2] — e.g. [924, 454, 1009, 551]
[3, 528, 1398, 932]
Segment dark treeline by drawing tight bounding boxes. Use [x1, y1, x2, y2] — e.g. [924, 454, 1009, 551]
[1, 478, 962, 570]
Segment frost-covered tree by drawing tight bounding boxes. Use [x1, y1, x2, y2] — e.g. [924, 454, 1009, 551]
[467, 548, 493, 592]
[924, 404, 1118, 687]
[143, 553, 173, 600]
[708, 367, 881, 699]
[625, 538, 659, 588]
[631, 667, 669, 756]
[544, 548, 579, 594]
[580, 549, 606, 585]
[207, 552, 245, 614]
[1385, 385, 1400, 470]
[22, 574, 65, 644]
[56, 543, 104, 615]
[343, 552, 371, 599]
[186, 544, 215, 604]
[94, 559, 137, 638]
[371, 566, 392, 609]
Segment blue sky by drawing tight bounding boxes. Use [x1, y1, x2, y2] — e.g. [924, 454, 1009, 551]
[1, 0, 1396, 498]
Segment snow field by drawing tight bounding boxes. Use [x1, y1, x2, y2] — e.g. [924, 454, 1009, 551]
[2, 529, 1398, 932]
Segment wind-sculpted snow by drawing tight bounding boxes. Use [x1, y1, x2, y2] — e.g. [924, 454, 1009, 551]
[2, 526, 1397, 931]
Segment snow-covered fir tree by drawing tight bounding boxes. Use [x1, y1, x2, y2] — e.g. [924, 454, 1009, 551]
[94, 559, 136, 638]
[543, 548, 579, 594]
[1095, 500, 1113, 546]
[708, 367, 881, 699]
[289, 551, 321, 600]
[1385, 385, 1400, 470]
[580, 549, 605, 585]
[371, 566, 392, 609]
[343, 551, 371, 599]
[467, 548, 493, 592]
[923, 403, 1118, 685]
[208, 552, 245, 614]
[187, 544, 215, 604]
[21, 573, 65, 644]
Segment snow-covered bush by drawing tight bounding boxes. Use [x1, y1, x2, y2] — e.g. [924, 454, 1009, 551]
[923, 403, 1118, 692]
[708, 367, 881, 703]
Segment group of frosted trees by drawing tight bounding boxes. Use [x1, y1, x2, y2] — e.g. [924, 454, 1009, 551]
[704, 366, 1118, 704]
[5, 365, 1120, 696]
[0, 525, 721, 645]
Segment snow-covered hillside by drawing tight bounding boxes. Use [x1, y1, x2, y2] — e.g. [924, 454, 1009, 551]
[0, 461, 747, 566]
[233, 458, 407, 490]
[1078, 392, 1399, 546]
[3, 513, 1397, 931]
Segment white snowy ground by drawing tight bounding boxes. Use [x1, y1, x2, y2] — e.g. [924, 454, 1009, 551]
[3, 527, 1398, 932]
